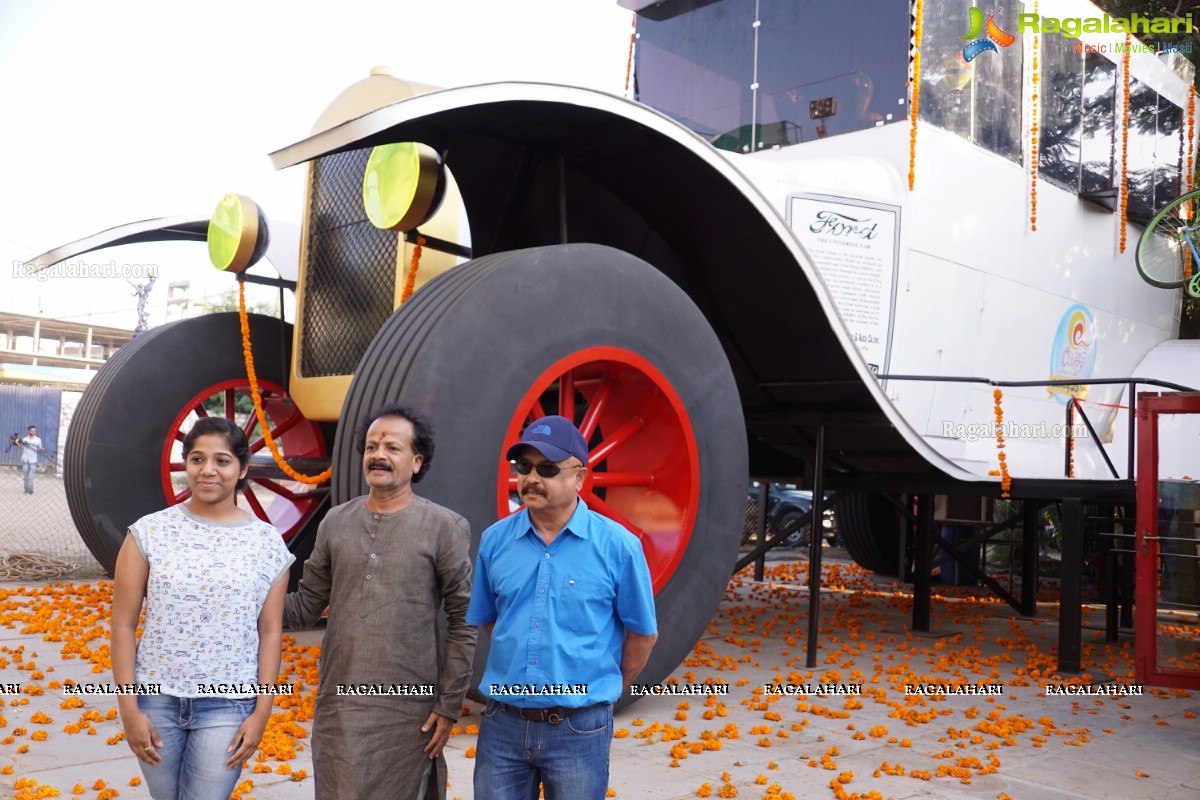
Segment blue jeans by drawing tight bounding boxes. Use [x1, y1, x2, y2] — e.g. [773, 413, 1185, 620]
[137, 695, 255, 800]
[474, 700, 612, 800]
[22, 462, 35, 493]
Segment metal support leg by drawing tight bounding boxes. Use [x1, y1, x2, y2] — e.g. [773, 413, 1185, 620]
[1021, 501, 1039, 616]
[1059, 497, 1084, 673]
[805, 426, 826, 669]
[912, 494, 933, 632]
[754, 480, 768, 582]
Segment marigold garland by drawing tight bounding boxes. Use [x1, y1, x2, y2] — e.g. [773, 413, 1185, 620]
[1187, 89, 1196, 279]
[993, 389, 1012, 498]
[1066, 400, 1076, 479]
[399, 235, 426, 304]
[1029, 1, 1039, 232]
[1119, 34, 1131, 253]
[624, 12, 637, 97]
[239, 282, 333, 485]
[908, 0, 924, 191]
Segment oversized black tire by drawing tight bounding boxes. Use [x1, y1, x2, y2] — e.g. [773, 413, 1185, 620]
[331, 244, 748, 699]
[65, 313, 329, 578]
[835, 492, 901, 575]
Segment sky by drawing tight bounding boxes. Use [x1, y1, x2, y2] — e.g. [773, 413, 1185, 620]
[0, 0, 635, 329]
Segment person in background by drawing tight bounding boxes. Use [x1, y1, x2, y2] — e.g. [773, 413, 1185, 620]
[18, 425, 43, 494]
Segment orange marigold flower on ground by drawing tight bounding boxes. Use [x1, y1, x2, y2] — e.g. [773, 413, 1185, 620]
[72, 784, 85, 795]
[292, 769, 308, 781]
[93, 780, 106, 790]
[1136, 771, 1150, 778]
[466, 746, 477, 758]
[253, 764, 271, 774]
[15, 744, 28, 753]
[29, 711, 51, 724]
[31, 730, 46, 741]
[697, 784, 713, 798]
[276, 763, 291, 775]
[60, 697, 83, 710]
[717, 784, 737, 798]
[465, 723, 479, 734]
[0, 765, 11, 775]
[607, 790, 617, 798]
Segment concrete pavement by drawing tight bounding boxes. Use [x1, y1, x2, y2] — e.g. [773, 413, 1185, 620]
[0, 556, 1197, 800]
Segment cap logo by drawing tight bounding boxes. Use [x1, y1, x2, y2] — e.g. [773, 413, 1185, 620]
[529, 424, 552, 436]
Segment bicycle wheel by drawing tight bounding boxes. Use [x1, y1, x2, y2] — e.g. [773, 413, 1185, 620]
[1136, 189, 1200, 288]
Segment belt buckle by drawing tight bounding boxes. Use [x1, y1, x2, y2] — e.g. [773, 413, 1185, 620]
[545, 709, 562, 724]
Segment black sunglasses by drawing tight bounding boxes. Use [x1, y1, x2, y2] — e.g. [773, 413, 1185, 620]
[513, 459, 585, 478]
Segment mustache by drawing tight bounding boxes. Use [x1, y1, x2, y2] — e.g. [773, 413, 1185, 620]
[367, 461, 393, 471]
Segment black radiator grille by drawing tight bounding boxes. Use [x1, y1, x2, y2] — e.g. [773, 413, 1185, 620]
[299, 149, 398, 377]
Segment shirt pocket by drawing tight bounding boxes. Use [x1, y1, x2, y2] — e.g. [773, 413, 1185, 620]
[557, 575, 614, 636]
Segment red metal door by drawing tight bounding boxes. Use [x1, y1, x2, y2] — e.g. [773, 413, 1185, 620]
[1135, 393, 1200, 689]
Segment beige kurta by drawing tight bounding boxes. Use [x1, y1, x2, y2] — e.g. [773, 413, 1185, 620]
[284, 495, 476, 800]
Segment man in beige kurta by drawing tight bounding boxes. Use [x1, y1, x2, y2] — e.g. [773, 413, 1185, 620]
[284, 406, 475, 800]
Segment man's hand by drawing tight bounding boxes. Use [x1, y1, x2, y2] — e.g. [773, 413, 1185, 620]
[420, 711, 455, 759]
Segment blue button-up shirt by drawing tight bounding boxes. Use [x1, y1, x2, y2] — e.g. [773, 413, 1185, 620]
[466, 498, 657, 707]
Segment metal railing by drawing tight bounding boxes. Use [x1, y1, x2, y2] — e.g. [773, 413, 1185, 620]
[877, 374, 1198, 480]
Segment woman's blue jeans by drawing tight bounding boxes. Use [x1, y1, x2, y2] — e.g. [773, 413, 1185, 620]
[136, 695, 255, 800]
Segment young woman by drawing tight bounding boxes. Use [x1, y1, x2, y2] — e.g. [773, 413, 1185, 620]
[111, 416, 293, 800]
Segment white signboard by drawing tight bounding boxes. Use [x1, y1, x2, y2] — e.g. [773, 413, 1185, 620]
[787, 194, 899, 377]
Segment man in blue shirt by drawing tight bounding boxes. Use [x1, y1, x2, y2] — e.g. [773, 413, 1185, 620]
[468, 415, 658, 800]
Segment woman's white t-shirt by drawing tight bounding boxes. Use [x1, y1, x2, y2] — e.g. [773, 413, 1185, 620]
[129, 505, 294, 698]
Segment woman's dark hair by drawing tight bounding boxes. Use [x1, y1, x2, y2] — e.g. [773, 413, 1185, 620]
[355, 404, 435, 483]
[182, 417, 251, 491]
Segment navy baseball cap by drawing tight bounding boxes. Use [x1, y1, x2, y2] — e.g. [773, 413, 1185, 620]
[505, 415, 589, 466]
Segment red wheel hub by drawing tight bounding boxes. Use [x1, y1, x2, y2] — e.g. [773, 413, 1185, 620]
[161, 379, 326, 543]
[497, 347, 700, 593]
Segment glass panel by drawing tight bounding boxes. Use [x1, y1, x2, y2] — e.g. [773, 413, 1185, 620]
[1155, 414, 1200, 675]
[918, 0, 1024, 162]
[1127, 81, 1160, 222]
[755, 0, 909, 148]
[1038, 33, 1083, 191]
[1153, 97, 1183, 212]
[635, 0, 757, 151]
[1080, 54, 1117, 193]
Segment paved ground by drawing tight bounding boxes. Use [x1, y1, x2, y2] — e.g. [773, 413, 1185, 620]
[0, 554, 1197, 800]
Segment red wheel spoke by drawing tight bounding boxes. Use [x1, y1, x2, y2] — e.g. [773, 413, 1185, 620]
[242, 405, 259, 438]
[507, 475, 520, 491]
[174, 430, 187, 442]
[192, 400, 209, 418]
[558, 370, 575, 422]
[578, 375, 612, 439]
[175, 487, 192, 503]
[248, 437, 267, 454]
[251, 478, 309, 502]
[591, 471, 654, 489]
[224, 388, 236, 420]
[169, 462, 185, 472]
[588, 417, 645, 467]
[265, 408, 304, 443]
[242, 487, 267, 520]
[582, 490, 645, 539]
[525, 399, 547, 423]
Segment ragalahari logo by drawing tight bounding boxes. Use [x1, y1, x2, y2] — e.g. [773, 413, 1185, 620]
[961, 7, 1016, 62]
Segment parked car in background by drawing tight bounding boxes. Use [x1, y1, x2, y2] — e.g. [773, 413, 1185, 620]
[743, 481, 836, 548]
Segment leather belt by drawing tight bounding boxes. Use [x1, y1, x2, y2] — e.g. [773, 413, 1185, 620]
[494, 701, 601, 725]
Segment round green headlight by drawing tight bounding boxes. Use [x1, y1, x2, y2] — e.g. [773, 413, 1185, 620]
[208, 194, 269, 272]
[362, 142, 445, 232]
